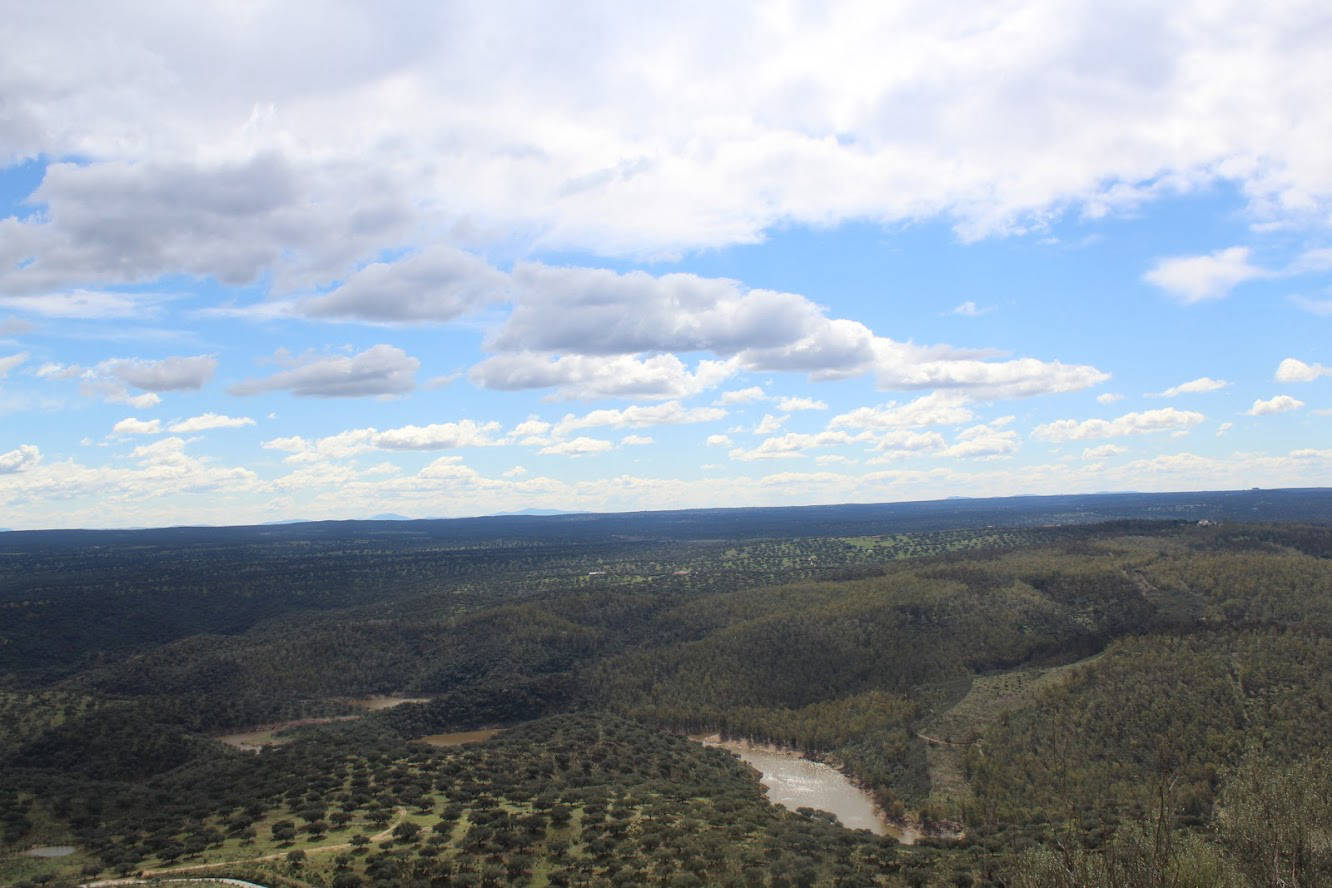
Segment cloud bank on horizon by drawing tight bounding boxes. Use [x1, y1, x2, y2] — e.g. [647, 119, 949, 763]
[0, 1, 1329, 528]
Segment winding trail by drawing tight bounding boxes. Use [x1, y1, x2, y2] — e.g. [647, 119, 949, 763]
[79, 808, 407, 888]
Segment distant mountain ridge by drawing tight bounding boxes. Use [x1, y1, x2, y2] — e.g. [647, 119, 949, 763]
[3, 487, 1330, 547]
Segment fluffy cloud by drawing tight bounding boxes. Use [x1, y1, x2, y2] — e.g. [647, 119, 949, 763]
[829, 392, 974, 430]
[484, 262, 880, 384]
[550, 401, 726, 438]
[1247, 395, 1304, 416]
[469, 352, 737, 401]
[34, 359, 178, 408]
[103, 389, 161, 409]
[620, 434, 653, 446]
[168, 413, 256, 433]
[35, 362, 83, 381]
[1149, 377, 1230, 397]
[741, 318, 880, 379]
[36, 355, 213, 407]
[1082, 443, 1127, 460]
[231, 345, 418, 397]
[8, 443, 1332, 529]
[0, 444, 40, 474]
[1097, 393, 1124, 405]
[100, 355, 217, 391]
[492, 265, 830, 357]
[263, 429, 375, 462]
[777, 396, 827, 411]
[940, 419, 1019, 460]
[130, 436, 193, 464]
[706, 434, 733, 447]
[872, 344, 1109, 398]
[262, 436, 309, 453]
[1143, 247, 1267, 303]
[867, 430, 948, 462]
[1275, 358, 1331, 382]
[111, 417, 162, 436]
[508, 417, 553, 442]
[372, 420, 502, 450]
[6, 3, 1332, 279]
[1032, 407, 1205, 442]
[729, 430, 870, 461]
[1290, 448, 1332, 459]
[716, 386, 767, 405]
[295, 246, 508, 322]
[264, 419, 501, 460]
[0, 438, 257, 524]
[473, 262, 1106, 399]
[539, 436, 615, 457]
[754, 414, 788, 435]
[1, 154, 412, 298]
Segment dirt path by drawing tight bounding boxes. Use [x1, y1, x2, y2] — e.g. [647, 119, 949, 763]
[84, 879, 277, 887]
[82, 808, 408, 886]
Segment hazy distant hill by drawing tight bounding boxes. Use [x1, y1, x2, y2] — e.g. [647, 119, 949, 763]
[3, 486, 1330, 549]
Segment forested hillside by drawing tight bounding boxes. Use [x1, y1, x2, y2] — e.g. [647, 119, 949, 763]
[3, 493, 1332, 886]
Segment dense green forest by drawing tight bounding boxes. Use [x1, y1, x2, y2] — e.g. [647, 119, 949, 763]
[3, 491, 1332, 886]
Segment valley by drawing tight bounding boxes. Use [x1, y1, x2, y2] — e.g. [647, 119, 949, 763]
[3, 491, 1332, 886]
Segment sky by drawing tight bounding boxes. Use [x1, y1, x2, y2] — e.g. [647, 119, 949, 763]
[1, 1, 1330, 529]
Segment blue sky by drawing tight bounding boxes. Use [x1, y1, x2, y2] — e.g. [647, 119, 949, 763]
[1, 2, 1329, 529]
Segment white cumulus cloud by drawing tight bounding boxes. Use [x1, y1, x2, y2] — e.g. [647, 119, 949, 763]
[716, 386, 768, 405]
[470, 353, 737, 401]
[551, 401, 726, 438]
[373, 420, 502, 450]
[1275, 358, 1331, 382]
[6, 3, 1332, 278]
[1033, 408, 1205, 442]
[1082, 444, 1127, 460]
[1247, 395, 1304, 416]
[539, 436, 615, 457]
[829, 392, 974, 430]
[0, 444, 41, 474]
[111, 417, 162, 436]
[168, 413, 256, 433]
[777, 396, 828, 411]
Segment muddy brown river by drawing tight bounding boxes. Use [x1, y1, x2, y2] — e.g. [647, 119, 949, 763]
[695, 735, 911, 840]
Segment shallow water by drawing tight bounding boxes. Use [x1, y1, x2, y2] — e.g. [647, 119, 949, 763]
[696, 736, 893, 836]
